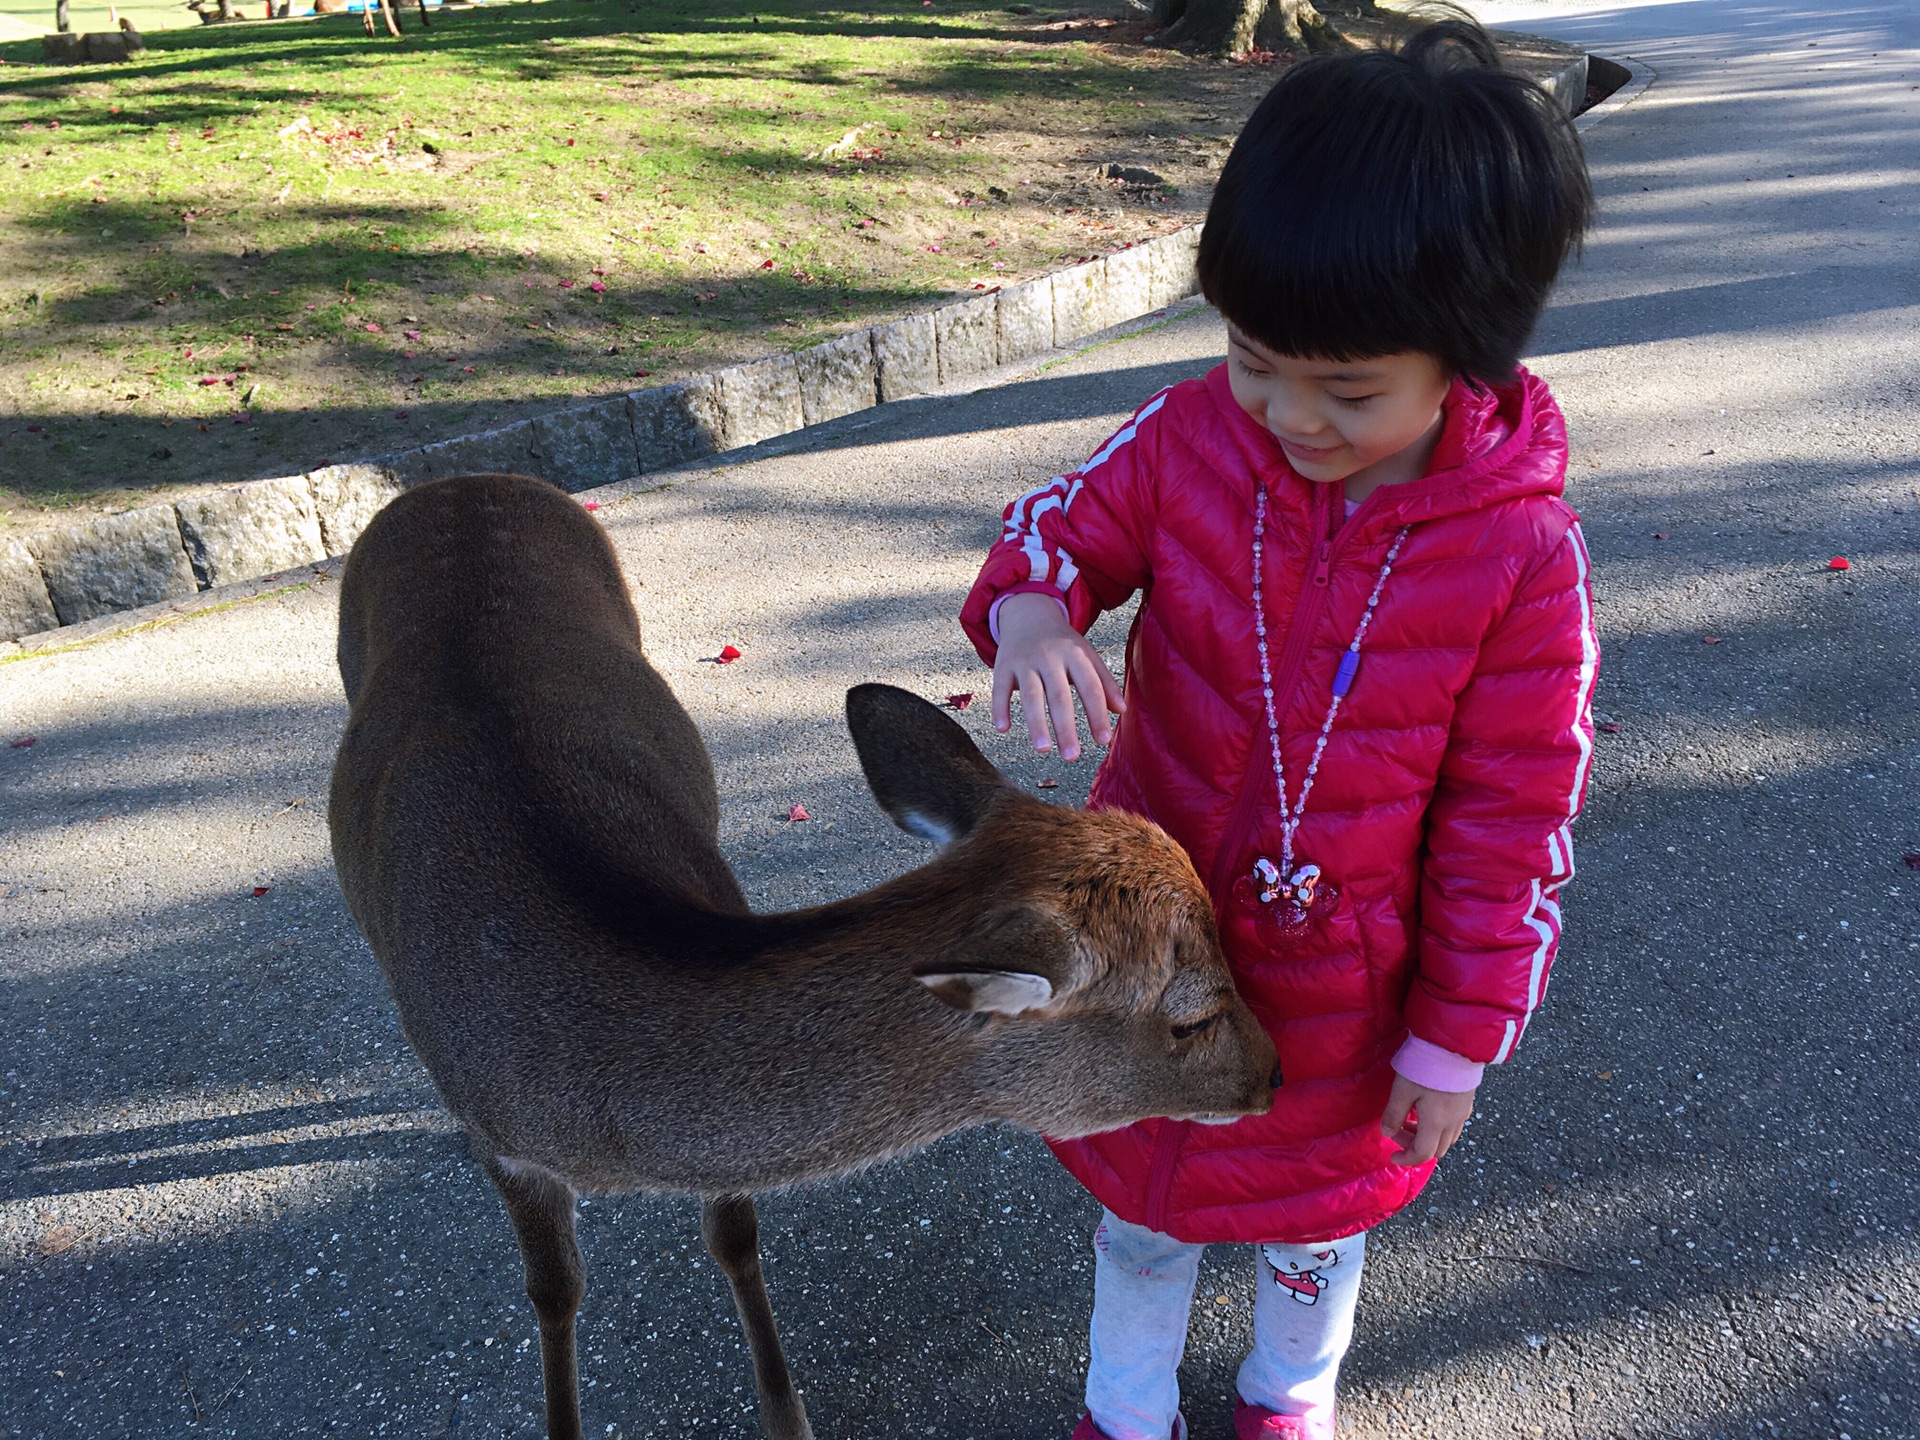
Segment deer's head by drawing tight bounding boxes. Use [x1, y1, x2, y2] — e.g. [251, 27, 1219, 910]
[846, 685, 1277, 1139]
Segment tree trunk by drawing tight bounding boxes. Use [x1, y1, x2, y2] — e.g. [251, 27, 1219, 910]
[54, 0, 70, 33]
[1153, 0, 1353, 59]
[215, 0, 235, 20]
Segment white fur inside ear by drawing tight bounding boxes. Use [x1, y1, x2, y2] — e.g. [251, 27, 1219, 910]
[899, 810, 957, 847]
[917, 970, 1055, 1015]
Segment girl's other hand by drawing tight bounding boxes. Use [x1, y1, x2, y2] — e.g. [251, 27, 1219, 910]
[991, 592, 1126, 762]
[1379, 1073, 1476, 1167]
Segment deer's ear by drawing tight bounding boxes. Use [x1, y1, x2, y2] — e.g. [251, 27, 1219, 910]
[916, 970, 1055, 1015]
[914, 905, 1077, 1015]
[846, 683, 1010, 846]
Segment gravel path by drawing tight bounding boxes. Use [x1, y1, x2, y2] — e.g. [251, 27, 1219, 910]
[3, 1, 1918, 1435]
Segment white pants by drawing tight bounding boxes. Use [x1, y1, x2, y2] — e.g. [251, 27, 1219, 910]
[1085, 1209, 1366, 1440]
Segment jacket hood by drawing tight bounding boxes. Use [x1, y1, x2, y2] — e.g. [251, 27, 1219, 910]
[1203, 364, 1569, 527]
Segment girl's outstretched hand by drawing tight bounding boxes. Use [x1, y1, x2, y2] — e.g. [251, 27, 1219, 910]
[991, 592, 1126, 762]
[1380, 1073, 1476, 1167]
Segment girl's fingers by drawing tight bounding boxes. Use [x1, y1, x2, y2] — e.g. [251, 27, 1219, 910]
[1045, 663, 1084, 761]
[1065, 651, 1117, 747]
[1096, 652, 1128, 719]
[991, 661, 1016, 734]
[1019, 667, 1057, 752]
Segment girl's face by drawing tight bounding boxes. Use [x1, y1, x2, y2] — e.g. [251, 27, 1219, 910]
[1225, 327, 1452, 498]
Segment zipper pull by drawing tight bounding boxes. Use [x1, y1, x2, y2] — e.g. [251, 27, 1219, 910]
[1311, 540, 1333, 587]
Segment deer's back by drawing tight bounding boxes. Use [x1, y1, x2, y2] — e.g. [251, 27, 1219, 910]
[329, 475, 752, 1158]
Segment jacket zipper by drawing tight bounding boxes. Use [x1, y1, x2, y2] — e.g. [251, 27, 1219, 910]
[1146, 485, 1346, 1231]
[1143, 1118, 1188, 1232]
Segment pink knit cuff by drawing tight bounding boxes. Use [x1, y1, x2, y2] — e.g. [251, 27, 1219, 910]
[987, 583, 1071, 645]
[1392, 1035, 1485, 1093]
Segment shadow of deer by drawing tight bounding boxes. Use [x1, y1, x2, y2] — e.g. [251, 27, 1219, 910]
[328, 472, 1277, 1440]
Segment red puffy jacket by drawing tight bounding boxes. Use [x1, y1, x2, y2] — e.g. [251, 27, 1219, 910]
[961, 364, 1598, 1244]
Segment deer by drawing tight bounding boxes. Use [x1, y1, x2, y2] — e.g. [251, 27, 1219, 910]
[327, 472, 1277, 1440]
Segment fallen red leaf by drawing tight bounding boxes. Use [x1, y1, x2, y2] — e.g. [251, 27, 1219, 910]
[582, 500, 600, 512]
[788, 804, 810, 822]
[251, 886, 271, 897]
[9, 736, 36, 748]
[364, 322, 382, 333]
[1702, 636, 1722, 644]
[1903, 853, 1920, 871]
[760, 259, 776, 270]
[404, 329, 421, 341]
[1653, 532, 1669, 540]
[717, 644, 742, 664]
[395, 410, 410, 420]
[559, 279, 575, 289]
[1035, 778, 1059, 789]
[946, 693, 974, 710]
[1596, 721, 1622, 734]
[1827, 556, 1850, 571]
[631, 370, 651, 378]
[589, 281, 606, 293]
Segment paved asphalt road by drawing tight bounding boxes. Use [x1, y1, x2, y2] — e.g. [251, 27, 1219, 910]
[3, 1, 1918, 1436]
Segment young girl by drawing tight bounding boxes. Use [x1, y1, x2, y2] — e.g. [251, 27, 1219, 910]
[959, 18, 1597, 1439]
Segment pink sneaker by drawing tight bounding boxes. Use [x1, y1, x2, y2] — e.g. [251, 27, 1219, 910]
[1233, 1398, 1332, 1440]
[1072, 1414, 1188, 1440]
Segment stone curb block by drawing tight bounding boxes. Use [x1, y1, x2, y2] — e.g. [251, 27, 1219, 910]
[1051, 260, 1107, 347]
[1149, 229, 1202, 310]
[1101, 246, 1155, 333]
[630, 377, 726, 471]
[797, 332, 879, 427]
[174, 474, 326, 590]
[934, 296, 1001, 383]
[306, 461, 404, 557]
[0, 539, 59, 643]
[714, 354, 804, 451]
[997, 276, 1055, 363]
[29, 505, 198, 627]
[417, 422, 541, 484]
[872, 313, 937, 402]
[533, 399, 642, 494]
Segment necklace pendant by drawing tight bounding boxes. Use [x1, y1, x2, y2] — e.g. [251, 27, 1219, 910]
[1236, 864, 1328, 929]
[1234, 857, 1335, 939]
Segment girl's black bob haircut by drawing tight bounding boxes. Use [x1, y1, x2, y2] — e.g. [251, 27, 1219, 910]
[1197, 12, 1594, 384]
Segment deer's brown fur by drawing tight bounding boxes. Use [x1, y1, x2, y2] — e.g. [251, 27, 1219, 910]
[328, 473, 1275, 1440]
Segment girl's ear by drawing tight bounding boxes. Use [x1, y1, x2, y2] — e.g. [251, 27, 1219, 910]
[845, 683, 1012, 846]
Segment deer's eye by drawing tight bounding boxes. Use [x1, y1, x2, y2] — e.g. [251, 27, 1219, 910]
[1171, 1013, 1223, 1042]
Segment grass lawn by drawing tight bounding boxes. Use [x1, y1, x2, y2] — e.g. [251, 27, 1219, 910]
[0, 0, 1288, 531]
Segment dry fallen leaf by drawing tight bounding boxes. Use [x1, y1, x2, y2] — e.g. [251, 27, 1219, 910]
[36, 1225, 80, 1257]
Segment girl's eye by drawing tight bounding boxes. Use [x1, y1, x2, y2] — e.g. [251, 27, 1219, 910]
[1332, 393, 1375, 408]
[1235, 358, 1268, 379]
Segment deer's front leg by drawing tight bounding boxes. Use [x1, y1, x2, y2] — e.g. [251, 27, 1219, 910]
[487, 1158, 587, 1440]
[702, 1193, 813, 1440]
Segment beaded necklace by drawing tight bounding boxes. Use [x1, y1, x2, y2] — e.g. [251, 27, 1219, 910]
[1232, 481, 1410, 937]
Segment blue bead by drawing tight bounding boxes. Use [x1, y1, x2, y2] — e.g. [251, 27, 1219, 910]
[1332, 649, 1361, 698]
